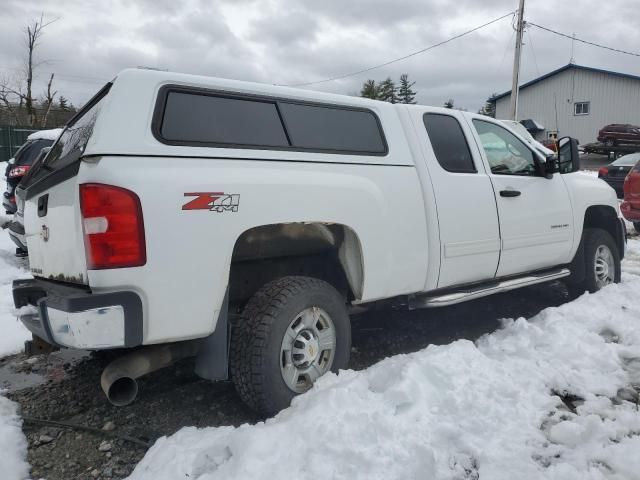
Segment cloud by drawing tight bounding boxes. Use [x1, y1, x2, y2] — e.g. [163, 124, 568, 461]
[0, 0, 638, 112]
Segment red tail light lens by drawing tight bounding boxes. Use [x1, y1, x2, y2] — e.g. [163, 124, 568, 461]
[79, 183, 146, 269]
[8, 165, 30, 178]
[598, 167, 608, 177]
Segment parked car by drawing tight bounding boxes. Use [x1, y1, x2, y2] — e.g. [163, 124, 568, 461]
[598, 152, 640, 199]
[6, 147, 52, 256]
[2, 129, 62, 214]
[597, 124, 640, 147]
[12, 69, 626, 416]
[499, 120, 555, 157]
[620, 159, 640, 233]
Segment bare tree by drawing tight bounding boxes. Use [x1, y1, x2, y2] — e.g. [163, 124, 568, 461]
[0, 15, 58, 127]
[40, 73, 57, 127]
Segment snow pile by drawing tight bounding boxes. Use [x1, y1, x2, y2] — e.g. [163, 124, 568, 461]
[130, 239, 640, 480]
[0, 221, 31, 357]
[0, 180, 32, 480]
[26, 128, 63, 141]
[0, 396, 30, 480]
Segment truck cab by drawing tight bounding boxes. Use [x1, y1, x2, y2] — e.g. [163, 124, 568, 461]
[11, 69, 626, 416]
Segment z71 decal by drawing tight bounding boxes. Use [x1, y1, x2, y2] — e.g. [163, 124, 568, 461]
[182, 192, 240, 213]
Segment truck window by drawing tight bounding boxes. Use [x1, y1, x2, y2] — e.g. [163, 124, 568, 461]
[473, 120, 536, 176]
[160, 92, 289, 148]
[23, 83, 111, 189]
[423, 113, 476, 173]
[155, 87, 387, 155]
[278, 103, 386, 154]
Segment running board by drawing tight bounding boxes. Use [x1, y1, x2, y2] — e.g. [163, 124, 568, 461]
[410, 268, 571, 309]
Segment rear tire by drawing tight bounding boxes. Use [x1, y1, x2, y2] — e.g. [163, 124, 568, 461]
[230, 276, 351, 417]
[634, 222, 640, 234]
[567, 228, 621, 297]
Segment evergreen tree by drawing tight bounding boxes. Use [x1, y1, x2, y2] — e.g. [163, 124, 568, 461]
[397, 74, 417, 104]
[477, 94, 497, 117]
[444, 98, 455, 109]
[360, 80, 379, 100]
[57, 95, 70, 111]
[377, 77, 398, 103]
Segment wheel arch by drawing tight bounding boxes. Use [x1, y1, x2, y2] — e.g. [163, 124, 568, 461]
[568, 205, 624, 283]
[228, 222, 365, 306]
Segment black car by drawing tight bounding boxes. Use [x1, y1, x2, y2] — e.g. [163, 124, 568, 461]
[3, 132, 59, 214]
[598, 153, 640, 199]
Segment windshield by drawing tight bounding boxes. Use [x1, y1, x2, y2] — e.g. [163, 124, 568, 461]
[500, 120, 536, 143]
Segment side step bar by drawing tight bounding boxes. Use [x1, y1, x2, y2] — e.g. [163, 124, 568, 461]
[410, 268, 571, 309]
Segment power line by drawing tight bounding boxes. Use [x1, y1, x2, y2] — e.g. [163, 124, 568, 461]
[287, 11, 516, 87]
[528, 22, 640, 58]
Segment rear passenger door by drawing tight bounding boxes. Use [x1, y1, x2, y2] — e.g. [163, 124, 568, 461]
[412, 109, 501, 288]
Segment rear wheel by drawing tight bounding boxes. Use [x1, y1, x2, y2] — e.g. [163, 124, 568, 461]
[634, 222, 640, 234]
[230, 276, 351, 417]
[567, 228, 621, 296]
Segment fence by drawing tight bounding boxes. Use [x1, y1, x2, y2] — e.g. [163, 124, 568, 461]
[0, 125, 43, 162]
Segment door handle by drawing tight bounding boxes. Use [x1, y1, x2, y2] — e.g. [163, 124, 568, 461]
[500, 189, 521, 198]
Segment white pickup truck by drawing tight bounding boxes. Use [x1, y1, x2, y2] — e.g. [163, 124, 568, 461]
[12, 69, 626, 416]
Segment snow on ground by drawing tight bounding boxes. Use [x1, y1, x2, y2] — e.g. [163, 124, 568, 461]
[0, 179, 32, 480]
[0, 396, 30, 480]
[130, 238, 640, 480]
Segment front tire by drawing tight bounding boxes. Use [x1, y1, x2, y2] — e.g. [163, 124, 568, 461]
[230, 276, 351, 417]
[567, 228, 621, 296]
[605, 138, 616, 148]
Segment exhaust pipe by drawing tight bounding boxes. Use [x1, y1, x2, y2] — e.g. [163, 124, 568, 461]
[101, 341, 200, 406]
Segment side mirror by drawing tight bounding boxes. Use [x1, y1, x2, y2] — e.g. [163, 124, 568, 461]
[557, 137, 580, 174]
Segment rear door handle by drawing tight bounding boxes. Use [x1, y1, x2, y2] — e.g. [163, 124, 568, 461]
[500, 189, 521, 198]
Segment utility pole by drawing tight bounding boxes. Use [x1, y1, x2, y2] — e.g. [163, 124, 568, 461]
[509, 0, 525, 121]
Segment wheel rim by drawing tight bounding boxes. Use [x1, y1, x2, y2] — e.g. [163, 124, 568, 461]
[594, 244, 615, 289]
[280, 306, 336, 393]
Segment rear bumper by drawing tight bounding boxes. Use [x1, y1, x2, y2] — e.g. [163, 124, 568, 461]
[12, 278, 143, 350]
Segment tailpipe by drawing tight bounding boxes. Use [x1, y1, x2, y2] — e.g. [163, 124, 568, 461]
[101, 341, 200, 406]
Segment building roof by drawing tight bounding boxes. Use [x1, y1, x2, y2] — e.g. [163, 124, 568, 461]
[492, 64, 640, 102]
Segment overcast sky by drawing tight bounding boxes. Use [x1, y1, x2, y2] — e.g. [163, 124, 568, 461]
[2, 0, 639, 112]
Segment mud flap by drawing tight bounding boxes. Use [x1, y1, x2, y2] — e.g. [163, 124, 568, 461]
[194, 289, 230, 381]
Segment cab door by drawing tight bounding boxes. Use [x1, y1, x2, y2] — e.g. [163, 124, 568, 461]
[469, 118, 574, 277]
[412, 109, 500, 288]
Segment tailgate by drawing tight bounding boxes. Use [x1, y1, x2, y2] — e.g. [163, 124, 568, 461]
[21, 83, 111, 286]
[24, 175, 88, 284]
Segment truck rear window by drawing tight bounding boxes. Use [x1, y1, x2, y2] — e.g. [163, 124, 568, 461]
[154, 87, 387, 155]
[23, 83, 111, 189]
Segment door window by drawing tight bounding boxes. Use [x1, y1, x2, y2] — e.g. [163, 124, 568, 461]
[423, 113, 476, 173]
[473, 120, 537, 176]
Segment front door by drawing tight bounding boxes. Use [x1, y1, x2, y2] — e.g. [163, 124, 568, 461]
[415, 109, 501, 288]
[470, 118, 574, 277]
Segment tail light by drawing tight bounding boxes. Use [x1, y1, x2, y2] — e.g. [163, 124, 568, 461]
[79, 183, 146, 269]
[598, 167, 608, 177]
[8, 165, 30, 178]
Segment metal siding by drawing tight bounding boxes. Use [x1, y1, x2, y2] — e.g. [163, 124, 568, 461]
[494, 68, 640, 143]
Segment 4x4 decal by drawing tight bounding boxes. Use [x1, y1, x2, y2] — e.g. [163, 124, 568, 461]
[182, 192, 240, 213]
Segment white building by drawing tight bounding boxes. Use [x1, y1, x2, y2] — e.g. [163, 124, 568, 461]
[493, 64, 640, 144]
